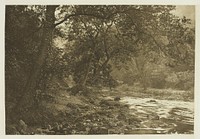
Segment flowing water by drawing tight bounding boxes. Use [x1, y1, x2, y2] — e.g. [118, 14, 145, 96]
[120, 97, 194, 134]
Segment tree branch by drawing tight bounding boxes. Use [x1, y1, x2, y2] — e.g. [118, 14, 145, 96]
[139, 31, 168, 56]
[125, 12, 168, 56]
[54, 9, 129, 27]
[54, 13, 106, 27]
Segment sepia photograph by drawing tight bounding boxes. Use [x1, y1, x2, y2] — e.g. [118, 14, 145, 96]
[4, 4, 195, 135]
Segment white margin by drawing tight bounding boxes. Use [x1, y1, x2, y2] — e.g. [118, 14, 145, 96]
[0, 1, 199, 139]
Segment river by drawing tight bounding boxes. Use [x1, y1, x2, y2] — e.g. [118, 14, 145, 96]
[120, 97, 194, 134]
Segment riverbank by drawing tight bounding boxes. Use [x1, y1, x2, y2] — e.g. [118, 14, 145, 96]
[6, 85, 194, 134]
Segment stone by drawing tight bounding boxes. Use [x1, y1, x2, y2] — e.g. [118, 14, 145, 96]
[114, 96, 121, 101]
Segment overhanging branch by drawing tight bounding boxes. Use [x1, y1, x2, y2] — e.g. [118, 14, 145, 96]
[140, 31, 168, 56]
[125, 12, 168, 56]
[54, 13, 107, 27]
[54, 9, 130, 27]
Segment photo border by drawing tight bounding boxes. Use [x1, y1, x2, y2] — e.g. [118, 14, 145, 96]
[1, 1, 199, 139]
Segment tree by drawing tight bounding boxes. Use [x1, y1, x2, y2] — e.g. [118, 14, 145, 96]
[5, 5, 46, 122]
[62, 5, 194, 90]
[8, 5, 120, 120]
[110, 5, 194, 90]
[8, 5, 58, 121]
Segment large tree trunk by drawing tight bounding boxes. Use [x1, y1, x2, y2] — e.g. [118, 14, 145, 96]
[13, 6, 58, 120]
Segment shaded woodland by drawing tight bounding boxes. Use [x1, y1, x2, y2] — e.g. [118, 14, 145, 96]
[5, 5, 194, 134]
